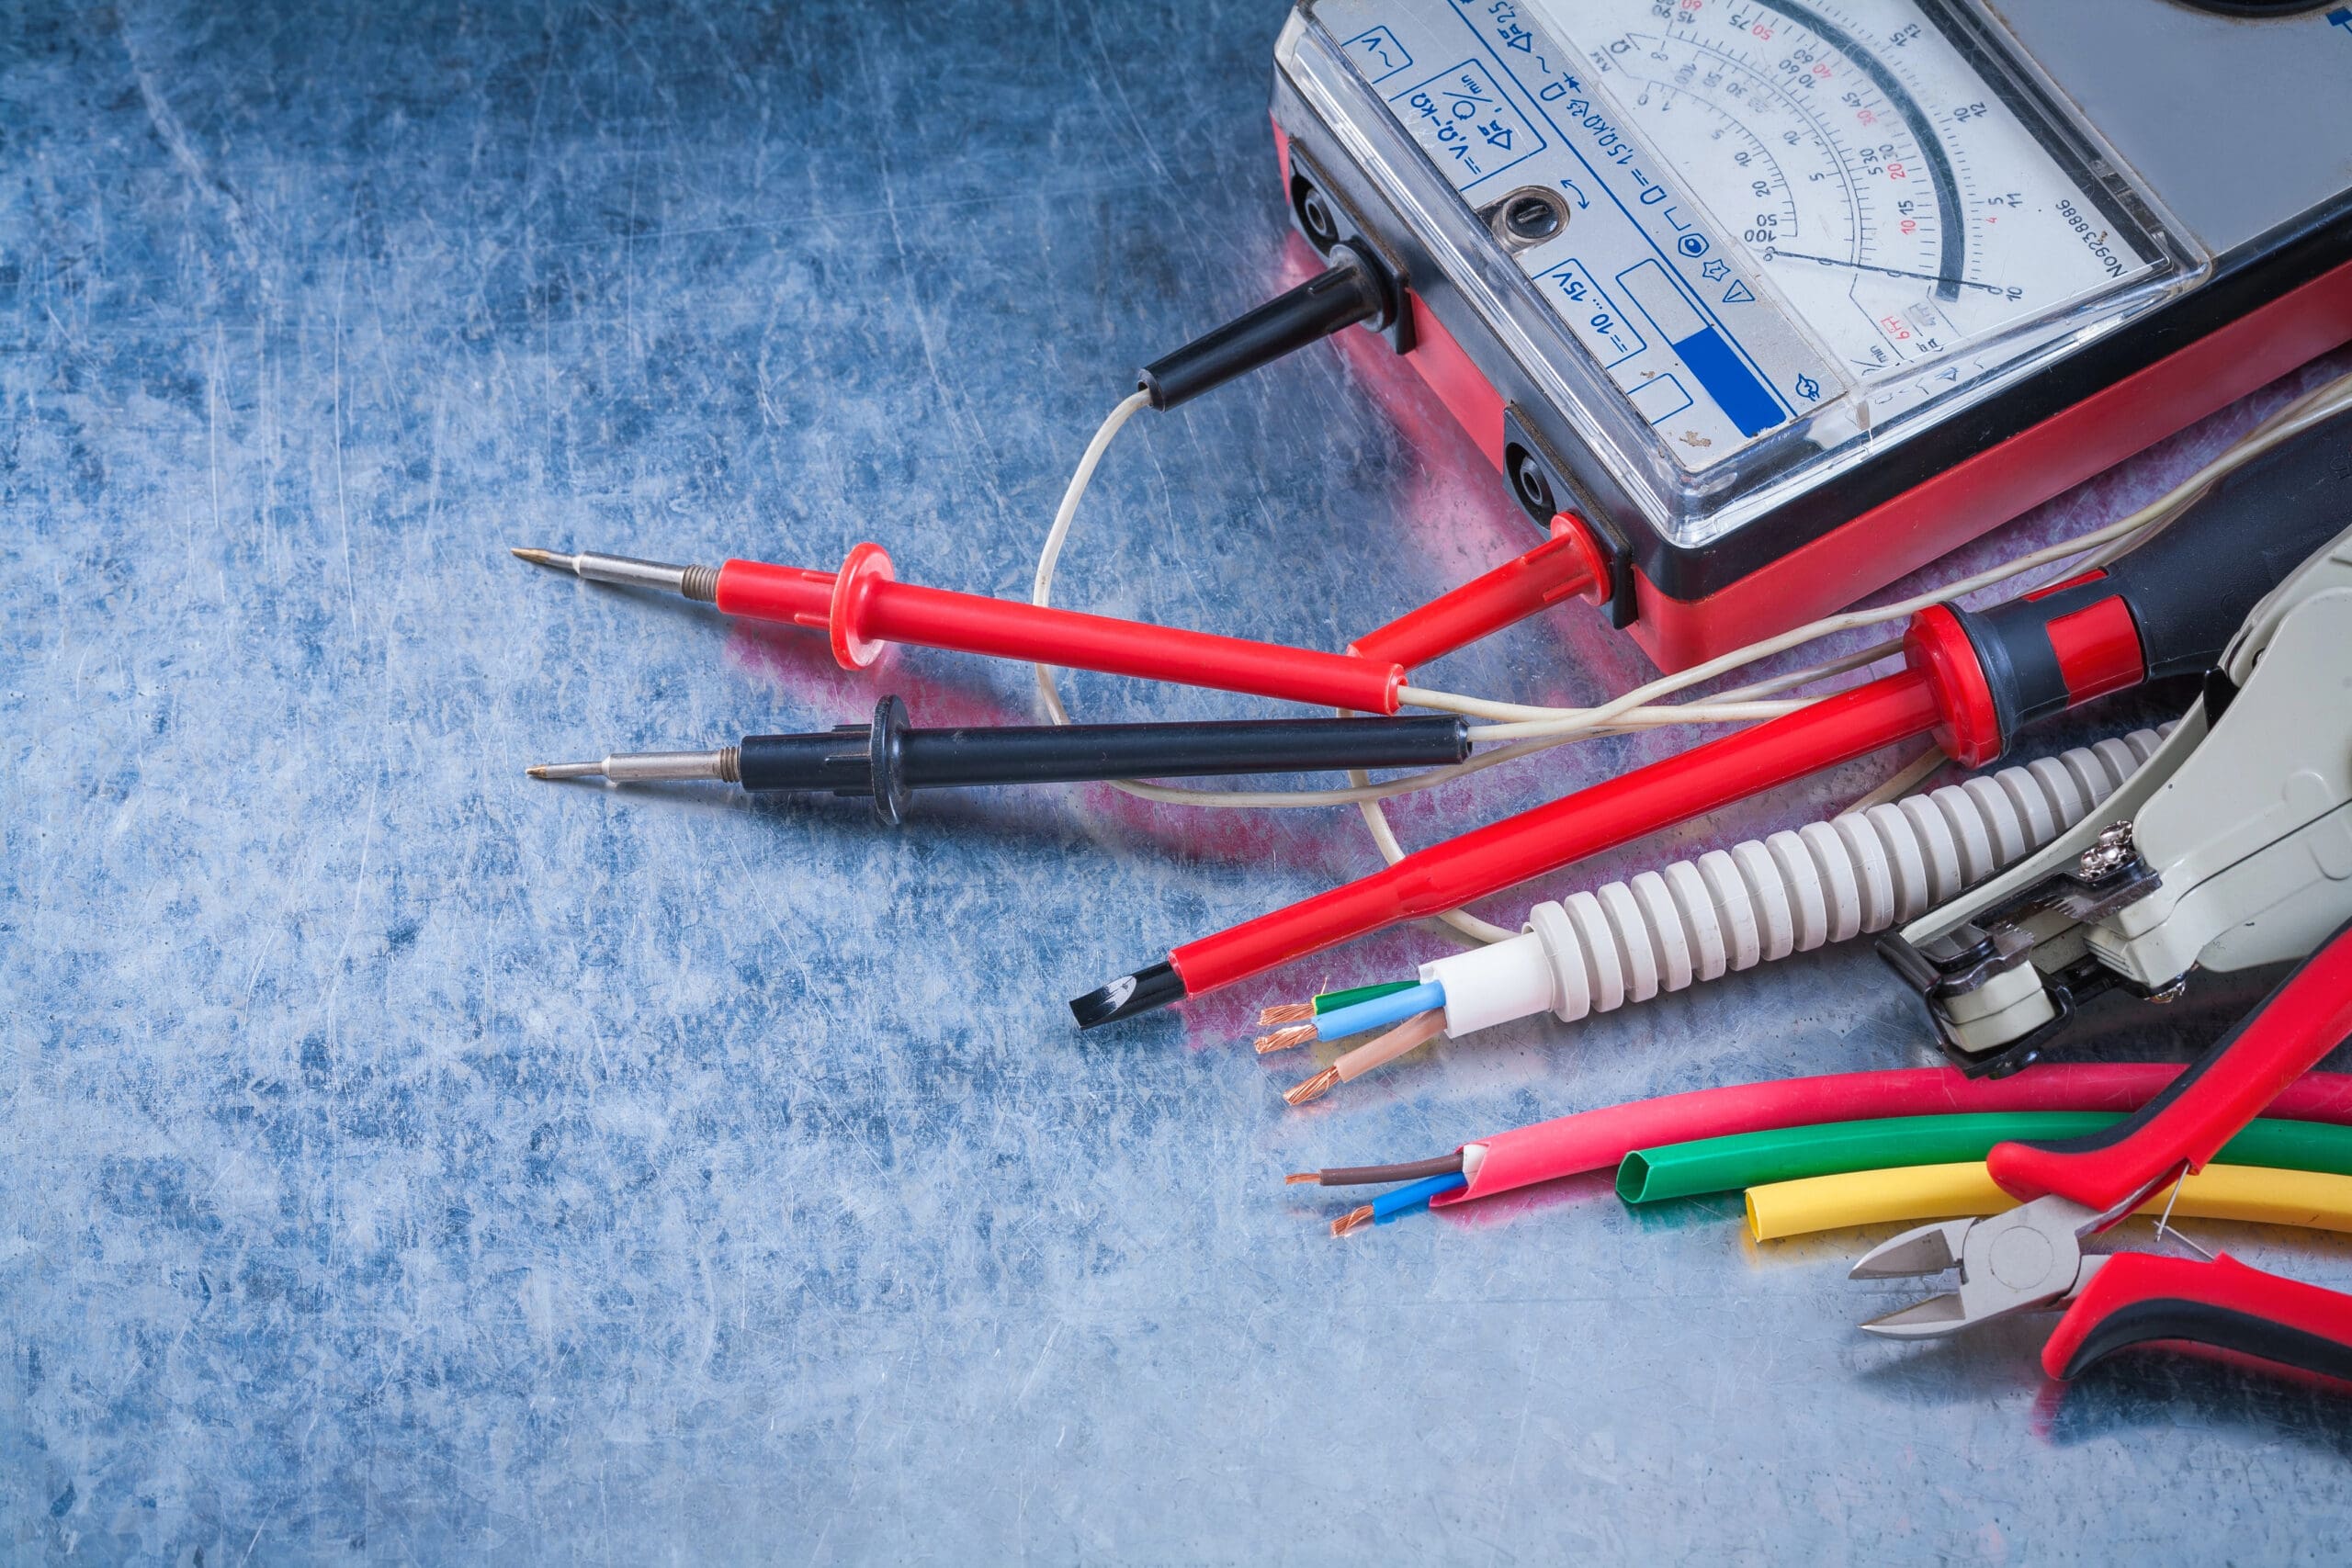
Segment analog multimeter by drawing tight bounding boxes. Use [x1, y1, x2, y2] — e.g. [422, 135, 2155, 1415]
[1269, 0, 2352, 669]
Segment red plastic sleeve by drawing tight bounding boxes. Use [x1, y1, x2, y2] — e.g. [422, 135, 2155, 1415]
[715, 557, 841, 628]
[714, 550, 1407, 711]
[1347, 515, 1606, 671]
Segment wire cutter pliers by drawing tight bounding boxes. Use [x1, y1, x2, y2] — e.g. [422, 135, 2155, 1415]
[1850, 918, 2352, 1383]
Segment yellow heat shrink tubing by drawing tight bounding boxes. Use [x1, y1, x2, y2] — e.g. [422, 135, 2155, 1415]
[1746, 1162, 2352, 1243]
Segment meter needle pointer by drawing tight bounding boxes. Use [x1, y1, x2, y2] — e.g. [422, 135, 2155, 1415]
[1763, 246, 2006, 299]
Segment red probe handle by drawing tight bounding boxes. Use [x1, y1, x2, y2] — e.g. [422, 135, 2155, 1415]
[1168, 666, 1948, 994]
[1347, 513, 1608, 671]
[1988, 919, 2352, 1215]
[2043, 1252, 2352, 1385]
[713, 548, 1408, 713]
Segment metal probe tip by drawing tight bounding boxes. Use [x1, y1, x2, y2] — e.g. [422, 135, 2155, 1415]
[508, 545, 718, 601]
[524, 750, 739, 784]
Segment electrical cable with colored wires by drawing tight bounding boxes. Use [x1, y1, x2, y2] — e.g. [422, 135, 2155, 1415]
[1250, 978, 1442, 1053]
[1284, 1066, 2352, 1233]
[1745, 1162, 2352, 1243]
[1614, 1111, 2352, 1204]
[1281, 1010, 1446, 1106]
[1255, 978, 1419, 1027]
[1324, 1171, 1471, 1238]
[1026, 367, 2352, 946]
[1260, 723, 2166, 1092]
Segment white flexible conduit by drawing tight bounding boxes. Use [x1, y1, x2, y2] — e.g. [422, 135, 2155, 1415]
[1421, 728, 2167, 1036]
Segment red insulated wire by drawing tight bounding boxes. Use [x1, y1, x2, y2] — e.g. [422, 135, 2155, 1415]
[1423, 1066, 2352, 1209]
[1167, 663, 1947, 995]
[711, 543, 1406, 714]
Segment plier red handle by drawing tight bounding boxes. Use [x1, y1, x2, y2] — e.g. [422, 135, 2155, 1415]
[1849, 918, 2352, 1383]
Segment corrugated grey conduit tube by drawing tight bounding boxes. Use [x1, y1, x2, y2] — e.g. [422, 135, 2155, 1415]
[1420, 728, 2168, 1038]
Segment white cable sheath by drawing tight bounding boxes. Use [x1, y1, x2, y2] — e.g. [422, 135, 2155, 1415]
[1420, 728, 2167, 1037]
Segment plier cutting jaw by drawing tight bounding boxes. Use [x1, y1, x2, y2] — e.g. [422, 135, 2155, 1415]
[1848, 919, 2352, 1383]
[1853, 1194, 2116, 1340]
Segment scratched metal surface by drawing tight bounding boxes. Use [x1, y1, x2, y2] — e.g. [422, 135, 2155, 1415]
[3, 2, 2348, 1562]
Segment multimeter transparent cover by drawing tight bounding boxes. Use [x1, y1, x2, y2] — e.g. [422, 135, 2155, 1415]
[1279, 0, 2207, 548]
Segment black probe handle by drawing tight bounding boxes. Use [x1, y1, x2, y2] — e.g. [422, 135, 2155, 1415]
[1951, 406, 2352, 739]
[895, 714, 1468, 786]
[1137, 245, 1387, 412]
[734, 698, 1470, 822]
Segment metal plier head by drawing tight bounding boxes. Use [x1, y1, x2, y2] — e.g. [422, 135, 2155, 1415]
[1849, 1195, 2107, 1337]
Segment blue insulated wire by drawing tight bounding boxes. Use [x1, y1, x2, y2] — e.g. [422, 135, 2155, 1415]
[1372, 1171, 1468, 1223]
[1315, 979, 1445, 1043]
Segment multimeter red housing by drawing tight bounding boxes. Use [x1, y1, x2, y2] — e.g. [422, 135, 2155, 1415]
[1268, 0, 2352, 671]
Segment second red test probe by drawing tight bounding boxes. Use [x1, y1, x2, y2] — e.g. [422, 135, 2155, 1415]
[526, 695, 1468, 825]
[1070, 411, 2352, 1029]
[1347, 512, 1612, 671]
[512, 543, 1405, 713]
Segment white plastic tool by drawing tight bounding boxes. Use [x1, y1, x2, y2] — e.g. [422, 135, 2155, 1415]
[1879, 523, 2352, 1075]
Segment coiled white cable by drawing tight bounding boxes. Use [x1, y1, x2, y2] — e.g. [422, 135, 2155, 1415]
[1419, 728, 2167, 1037]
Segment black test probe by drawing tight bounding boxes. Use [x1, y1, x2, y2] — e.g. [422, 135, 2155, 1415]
[529, 695, 1470, 824]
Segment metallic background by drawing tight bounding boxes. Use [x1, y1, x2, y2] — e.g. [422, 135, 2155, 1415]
[3, 2, 2346, 1560]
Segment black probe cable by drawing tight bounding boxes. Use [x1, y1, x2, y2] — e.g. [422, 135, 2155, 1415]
[528, 695, 1470, 824]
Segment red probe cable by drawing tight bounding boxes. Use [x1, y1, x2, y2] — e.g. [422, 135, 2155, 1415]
[1072, 404, 2352, 1029]
[520, 515, 1624, 720]
[514, 543, 1406, 714]
[1072, 610, 1992, 1024]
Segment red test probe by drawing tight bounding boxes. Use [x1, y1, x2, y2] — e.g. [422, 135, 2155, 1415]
[1070, 410, 2352, 1028]
[1347, 512, 1612, 671]
[513, 543, 1405, 713]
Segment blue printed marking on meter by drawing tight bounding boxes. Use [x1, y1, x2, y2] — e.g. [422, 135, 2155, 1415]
[1670, 330, 1783, 436]
[1535, 259, 1644, 367]
[1340, 26, 1413, 84]
[1619, 261, 1786, 436]
[1388, 61, 1544, 190]
[1408, 0, 1828, 460]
